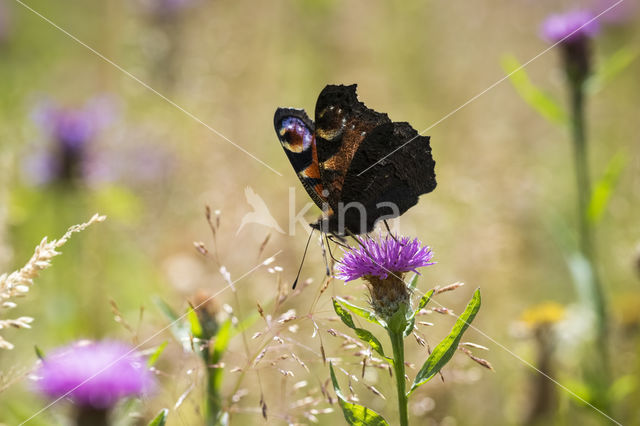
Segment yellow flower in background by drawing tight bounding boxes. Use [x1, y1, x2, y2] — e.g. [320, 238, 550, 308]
[521, 302, 566, 328]
[614, 293, 640, 329]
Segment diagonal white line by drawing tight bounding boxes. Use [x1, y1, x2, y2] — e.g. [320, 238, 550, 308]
[13, 0, 283, 177]
[357, 0, 626, 176]
[19, 251, 282, 425]
[339, 237, 621, 424]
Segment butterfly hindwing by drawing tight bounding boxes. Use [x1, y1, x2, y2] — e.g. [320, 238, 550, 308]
[338, 121, 437, 233]
[274, 107, 326, 208]
[313, 84, 391, 210]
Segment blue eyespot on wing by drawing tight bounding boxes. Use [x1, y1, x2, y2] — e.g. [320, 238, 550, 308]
[274, 108, 327, 208]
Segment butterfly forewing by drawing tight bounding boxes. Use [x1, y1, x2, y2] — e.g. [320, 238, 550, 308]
[274, 108, 327, 209]
[313, 85, 390, 211]
[274, 84, 437, 236]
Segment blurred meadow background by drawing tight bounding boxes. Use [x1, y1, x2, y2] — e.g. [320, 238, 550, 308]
[0, 0, 639, 424]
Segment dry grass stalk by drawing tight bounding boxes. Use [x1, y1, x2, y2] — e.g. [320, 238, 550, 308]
[0, 213, 106, 349]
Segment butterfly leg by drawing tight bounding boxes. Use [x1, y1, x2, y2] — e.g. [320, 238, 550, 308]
[345, 229, 377, 259]
[319, 233, 332, 276]
[327, 234, 351, 250]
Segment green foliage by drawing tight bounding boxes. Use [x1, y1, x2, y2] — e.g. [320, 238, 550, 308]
[587, 46, 639, 93]
[335, 296, 385, 327]
[147, 341, 168, 367]
[34, 345, 45, 361]
[407, 274, 419, 291]
[587, 151, 627, 225]
[413, 289, 434, 318]
[387, 303, 410, 335]
[209, 319, 232, 386]
[333, 298, 388, 359]
[148, 408, 169, 426]
[329, 363, 389, 426]
[92, 185, 142, 223]
[404, 289, 434, 336]
[154, 297, 192, 351]
[410, 289, 481, 394]
[187, 306, 203, 338]
[501, 54, 567, 125]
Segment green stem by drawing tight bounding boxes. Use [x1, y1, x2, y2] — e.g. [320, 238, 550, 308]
[569, 79, 610, 400]
[389, 329, 409, 426]
[203, 346, 222, 426]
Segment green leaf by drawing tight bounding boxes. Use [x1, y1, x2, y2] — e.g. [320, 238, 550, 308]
[211, 320, 232, 365]
[147, 341, 168, 367]
[413, 289, 435, 318]
[329, 363, 389, 426]
[408, 274, 419, 290]
[148, 409, 169, 426]
[587, 151, 627, 225]
[567, 252, 598, 311]
[209, 319, 232, 392]
[587, 46, 639, 93]
[34, 345, 45, 361]
[154, 297, 192, 351]
[404, 289, 435, 336]
[335, 297, 384, 327]
[333, 299, 388, 359]
[187, 306, 203, 338]
[410, 289, 481, 394]
[501, 54, 567, 125]
[610, 374, 637, 402]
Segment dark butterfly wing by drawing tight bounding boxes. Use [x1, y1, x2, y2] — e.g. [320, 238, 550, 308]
[274, 107, 327, 209]
[337, 122, 437, 234]
[313, 84, 391, 210]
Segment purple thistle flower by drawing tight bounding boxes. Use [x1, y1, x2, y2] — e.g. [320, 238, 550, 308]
[541, 10, 601, 43]
[336, 235, 435, 321]
[35, 340, 153, 409]
[139, 0, 199, 18]
[32, 96, 116, 150]
[0, 0, 12, 44]
[336, 235, 435, 282]
[24, 96, 117, 186]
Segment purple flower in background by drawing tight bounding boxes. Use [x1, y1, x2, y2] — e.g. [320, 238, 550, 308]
[35, 340, 153, 409]
[22, 96, 119, 187]
[541, 10, 602, 84]
[31, 96, 116, 147]
[336, 235, 435, 282]
[24, 96, 117, 186]
[541, 10, 601, 43]
[593, 0, 638, 26]
[139, 0, 199, 18]
[0, 0, 12, 44]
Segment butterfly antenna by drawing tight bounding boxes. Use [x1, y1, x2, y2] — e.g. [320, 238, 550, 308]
[292, 228, 315, 289]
